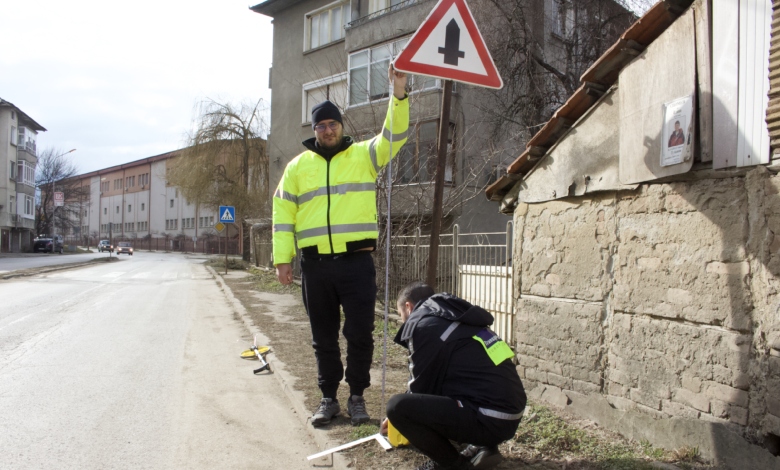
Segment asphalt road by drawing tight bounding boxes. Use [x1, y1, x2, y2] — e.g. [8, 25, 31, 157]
[0, 252, 319, 469]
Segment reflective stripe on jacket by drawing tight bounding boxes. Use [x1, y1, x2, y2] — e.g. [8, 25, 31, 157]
[272, 96, 409, 265]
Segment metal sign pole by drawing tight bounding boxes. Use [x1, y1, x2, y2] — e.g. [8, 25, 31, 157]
[426, 79, 453, 290]
[225, 223, 229, 274]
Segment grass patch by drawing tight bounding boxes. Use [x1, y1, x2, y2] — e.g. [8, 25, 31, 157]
[350, 423, 380, 440]
[515, 403, 694, 469]
[244, 266, 300, 295]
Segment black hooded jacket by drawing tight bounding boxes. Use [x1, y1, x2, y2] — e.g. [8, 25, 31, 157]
[394, 293, 526, 415]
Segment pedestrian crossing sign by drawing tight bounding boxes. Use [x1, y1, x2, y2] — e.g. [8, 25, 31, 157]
[219, 206, 235, 223]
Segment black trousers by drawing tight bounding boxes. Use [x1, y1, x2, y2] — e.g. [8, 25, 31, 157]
[301, 251, 377, 399]
[387, 394, 520, 466]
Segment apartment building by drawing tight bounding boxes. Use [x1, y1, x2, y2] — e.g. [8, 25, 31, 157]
[249, 0, 631, 236]
[62, 150, 220, 247]
[0, 98, 46, 253]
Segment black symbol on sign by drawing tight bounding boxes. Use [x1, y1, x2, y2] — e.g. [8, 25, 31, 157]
[438, 19, 465, 66]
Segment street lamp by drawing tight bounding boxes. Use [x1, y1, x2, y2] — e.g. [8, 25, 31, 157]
[50, 148, 76, 239]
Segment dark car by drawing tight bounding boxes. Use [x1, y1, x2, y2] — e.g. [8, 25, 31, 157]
[33, 235, 64, 254]
[116, 241, 133, 255]
[98, 240, 113, 253]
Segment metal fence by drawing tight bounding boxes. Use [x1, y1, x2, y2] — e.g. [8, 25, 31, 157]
[250, 222, 515, 344]
[376, 222, 515, 344]
[65, 235, 240, 255]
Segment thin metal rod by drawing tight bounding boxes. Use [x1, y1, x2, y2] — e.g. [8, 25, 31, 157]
[381, 76, 395, 422]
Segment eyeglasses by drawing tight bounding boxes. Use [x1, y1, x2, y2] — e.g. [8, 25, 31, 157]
[314, 121, 340, 133]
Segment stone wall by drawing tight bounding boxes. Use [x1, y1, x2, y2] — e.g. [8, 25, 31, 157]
[514, 167, 780, 457]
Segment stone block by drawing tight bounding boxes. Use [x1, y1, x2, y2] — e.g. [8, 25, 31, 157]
[613, 186, 751, 328]
[681, 374, 703, 393]
[609, 368, 635, 387]
[547, 372, 572, 390]
[767, 396, 780, 417]
[764, 413, 780, 435]
[572, 379, 601, 394]
[630, 388, 662, 410]
[661, 399, 700, 419]
[710, 399, 729, 419]
[606, 395, 636, 411]
[704, 381, 749, 408]
[729, 405, 749, 426]
[521, 200, 614, 300]
[516, 365, 525, 379]
[674, 388, 710, 412]
[540, 384, 571, 408]
[516, 354, 538, 368]
[636, 403, 666, 419]
[525, 368, 548, 384]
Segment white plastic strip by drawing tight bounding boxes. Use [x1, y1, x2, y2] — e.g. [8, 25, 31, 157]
[306, 433, 392, 461]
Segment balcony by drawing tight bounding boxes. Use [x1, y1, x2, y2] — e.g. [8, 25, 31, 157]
[345, 0, 434, 52]
[17, 141, 37, 157]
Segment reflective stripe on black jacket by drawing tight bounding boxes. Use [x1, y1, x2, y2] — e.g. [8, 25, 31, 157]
[394, 293, 526, 417]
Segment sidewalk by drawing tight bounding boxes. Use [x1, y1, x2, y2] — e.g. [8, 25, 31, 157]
[208, 266, 350, 469]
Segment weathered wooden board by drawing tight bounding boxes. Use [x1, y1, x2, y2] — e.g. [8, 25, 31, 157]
[520, 88, 638, 204]
[619, 9, 697, 184]
[694, 0, 713, 163]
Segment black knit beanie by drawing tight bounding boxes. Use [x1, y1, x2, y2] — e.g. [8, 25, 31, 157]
[311, 100, 343, 129]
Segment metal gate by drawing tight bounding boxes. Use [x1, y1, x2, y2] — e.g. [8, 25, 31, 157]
[378, 221, 515, 345]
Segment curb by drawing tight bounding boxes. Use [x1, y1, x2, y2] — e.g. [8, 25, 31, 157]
[206, 266, 350, 469]
[1, 257, 119, 280]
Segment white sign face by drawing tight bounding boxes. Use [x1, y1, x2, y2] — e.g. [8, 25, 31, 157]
[393, 0, 502, 89]
[54, 191, 65, 207]
[661, 95, 694, 167]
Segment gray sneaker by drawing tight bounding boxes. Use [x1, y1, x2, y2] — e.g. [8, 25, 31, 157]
[347, 395, 370, 425]
[311, 398, 340, 427]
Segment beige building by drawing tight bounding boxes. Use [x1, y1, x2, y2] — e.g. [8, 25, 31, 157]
[0, 98, 46, 253]
[63, 150, 222, 251]
[488, 0, 780, 466]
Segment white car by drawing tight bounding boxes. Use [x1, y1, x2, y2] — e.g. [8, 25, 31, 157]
[98, 240, 113, 253]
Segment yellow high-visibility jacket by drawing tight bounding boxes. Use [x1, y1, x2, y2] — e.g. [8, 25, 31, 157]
[272, 96, 409, 265]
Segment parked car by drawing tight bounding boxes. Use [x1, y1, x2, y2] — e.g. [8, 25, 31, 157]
[33, 235, 64, 254]
[116, 241, 133, 256]
[98, 240, 113, 253]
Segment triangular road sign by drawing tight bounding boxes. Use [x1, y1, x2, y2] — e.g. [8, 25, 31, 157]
[393, 0, 502, 89]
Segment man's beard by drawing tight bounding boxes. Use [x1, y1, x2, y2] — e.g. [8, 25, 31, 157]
[317, 134, 342, 151]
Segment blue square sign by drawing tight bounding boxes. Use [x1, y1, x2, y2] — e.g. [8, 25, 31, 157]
[219, 206, 235, 223]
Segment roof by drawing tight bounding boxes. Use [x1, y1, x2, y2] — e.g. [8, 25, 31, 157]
[249, 0, 307, 17]
[485, 0, 694, 202]
[0, 98, 47, 132]
[74, 149, 182, 180]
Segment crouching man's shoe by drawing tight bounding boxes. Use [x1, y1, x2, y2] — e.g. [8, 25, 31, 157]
[416, 455, 476, 470]
[460, 445, 503, 469]
[311, 398, 340, 427]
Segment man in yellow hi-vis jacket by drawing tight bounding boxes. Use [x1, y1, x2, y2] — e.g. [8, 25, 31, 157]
[273, 64, 408, 427]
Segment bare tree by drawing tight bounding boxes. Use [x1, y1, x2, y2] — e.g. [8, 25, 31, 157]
[167, 98, 270, 261]
[472, 0, 652, 142]
[35, 148, 87, 237]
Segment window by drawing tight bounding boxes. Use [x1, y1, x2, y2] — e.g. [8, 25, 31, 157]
[11, 111, 16, 120]
[10, 126, 16, 146]
[17, 161, 35, 186]
[551, 0, 574, 38]
[303, 74, 348, 123]
[9, 161, 15, 180]
[23, 195, 34, 218]
[394, 120, 456, 184]
[170, 199, 174, 208]
[116, 206, 119, 214]
[349, 38, 437, 106]
[17, 127, 36, 155]
[128, 204, 132, 213]
[141, 203, 145, 211]
[306, 1, 348, 51]
[104, 208, 107, 215]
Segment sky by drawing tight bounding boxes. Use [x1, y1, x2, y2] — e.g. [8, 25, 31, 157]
[1, 0, 273, 174]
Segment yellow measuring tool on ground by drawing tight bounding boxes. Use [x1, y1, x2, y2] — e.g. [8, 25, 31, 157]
[239, 334, 272, 374]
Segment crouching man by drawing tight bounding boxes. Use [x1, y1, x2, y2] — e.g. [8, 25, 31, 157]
[381, 282, 527, 470]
